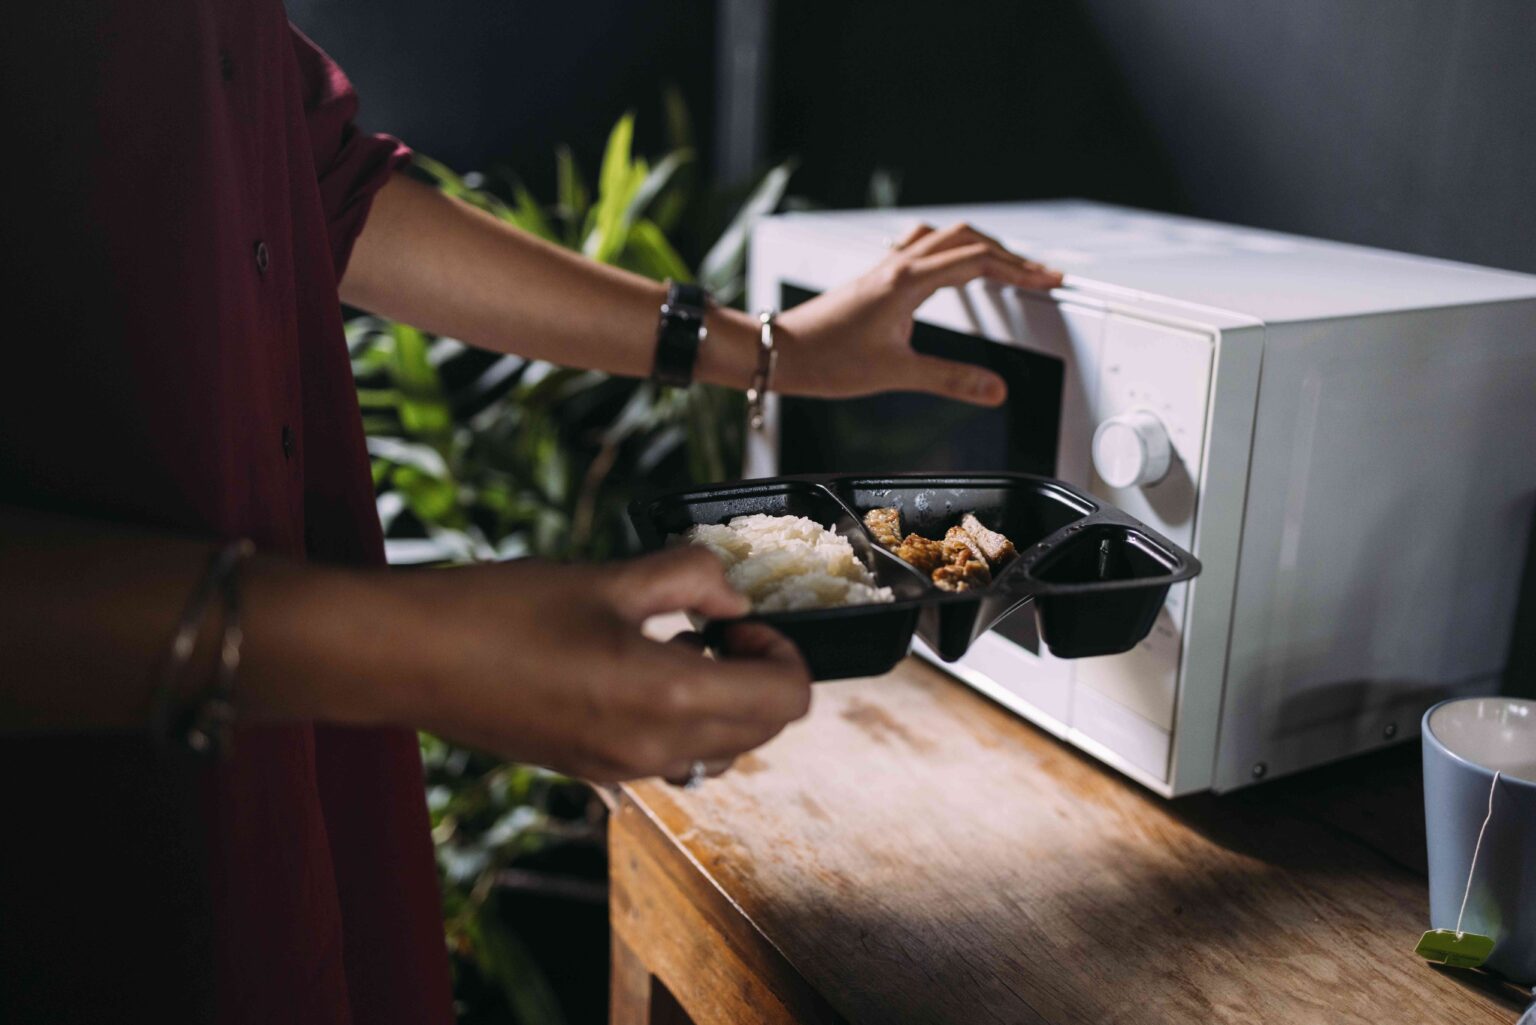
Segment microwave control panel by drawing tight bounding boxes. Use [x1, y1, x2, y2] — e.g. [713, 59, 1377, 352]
[1070, 314, 1213, 779]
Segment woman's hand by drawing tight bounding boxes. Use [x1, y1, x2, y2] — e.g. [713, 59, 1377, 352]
[389, 547, 811, 782]
[773, 222, 1063, 406]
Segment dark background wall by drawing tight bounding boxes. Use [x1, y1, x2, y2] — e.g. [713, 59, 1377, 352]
[769, 0, 1535, 273]
[1074, 0, 1535, 274]
[292, 0, 1535, 272]
[287, 0, 717, 197]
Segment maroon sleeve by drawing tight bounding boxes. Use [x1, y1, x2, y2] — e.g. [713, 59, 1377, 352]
[289, 25, 412, 278]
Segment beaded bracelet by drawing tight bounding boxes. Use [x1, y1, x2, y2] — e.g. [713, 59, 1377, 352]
[149, 538, 255, 757]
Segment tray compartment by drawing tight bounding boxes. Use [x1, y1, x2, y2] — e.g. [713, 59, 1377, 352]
[831, 475, 1093, 556]
[833, 475, 1094, 661]
[632, 480, 930, 680]
[1027, 524, 1180, 658]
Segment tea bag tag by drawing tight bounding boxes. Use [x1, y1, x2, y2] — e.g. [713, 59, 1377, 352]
[1413, 928, 1494, 968]
[1414, 770, 1501, 970]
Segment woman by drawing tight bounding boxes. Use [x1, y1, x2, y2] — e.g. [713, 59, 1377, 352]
[0, 5, 1060, 1022]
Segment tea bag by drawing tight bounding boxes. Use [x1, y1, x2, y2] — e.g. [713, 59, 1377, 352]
[1414, 771, 1500, 969]
[1412, 929, 1494, 969]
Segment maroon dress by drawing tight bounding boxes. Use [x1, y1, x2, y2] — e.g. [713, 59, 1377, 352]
[0, 5, 453, 1023]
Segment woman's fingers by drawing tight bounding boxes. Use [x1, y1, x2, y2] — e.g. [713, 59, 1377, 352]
[606, 546, 748, 624]
[903, 221, 1003, 258]
[901, 352, 1007, 406]
[661, 757, 736, 786]
[873, 228, 1060, 405]
[666, 630, 709, 652]
[716, 620, 803, 664]
[900, 223, 1063, 289]
[889, 222, 935, 252]
[909, 243, 1062, 293]
[635, 628, 811, 727]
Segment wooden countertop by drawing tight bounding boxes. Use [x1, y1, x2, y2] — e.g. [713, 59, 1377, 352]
[610, 657, 1528, 1025]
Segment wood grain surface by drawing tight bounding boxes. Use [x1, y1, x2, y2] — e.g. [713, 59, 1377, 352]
[615, 658, 1526, 1025]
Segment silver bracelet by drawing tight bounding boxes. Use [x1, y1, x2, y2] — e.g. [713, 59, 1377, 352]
[746, 310, 779, 431]
[150, 538, 255, 757]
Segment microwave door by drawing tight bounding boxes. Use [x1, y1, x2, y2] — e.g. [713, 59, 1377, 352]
[771, 283, 1104, 495]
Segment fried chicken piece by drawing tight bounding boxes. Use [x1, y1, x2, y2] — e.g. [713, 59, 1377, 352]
[958, 512, 1017, 568]
[863, 506, 903, 550]
[893, 533, 948, 575]
[872, 507, 1010, 592]
[932, 554, 992, 592]
[944, 525, 988, 567]
[932, 533, 992, 592]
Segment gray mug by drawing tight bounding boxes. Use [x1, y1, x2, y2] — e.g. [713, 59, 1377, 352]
[1422, 696, 1536, 983]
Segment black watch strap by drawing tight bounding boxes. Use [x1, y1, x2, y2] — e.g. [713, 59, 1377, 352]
[652, 281, 709, 388]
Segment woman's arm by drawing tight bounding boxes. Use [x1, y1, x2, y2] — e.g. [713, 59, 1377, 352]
[0, 506, 385, 732]
[0, 507, 810, 782]
[341, 174, 1063, 405]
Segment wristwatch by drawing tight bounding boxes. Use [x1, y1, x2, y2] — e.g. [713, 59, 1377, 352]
[652, 281, 710, 388]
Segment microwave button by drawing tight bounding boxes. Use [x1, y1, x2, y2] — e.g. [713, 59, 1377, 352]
[1092, 410, 1172, 489]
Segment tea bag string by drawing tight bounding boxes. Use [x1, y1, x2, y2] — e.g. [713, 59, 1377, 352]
[1454, 770, 1501, 941]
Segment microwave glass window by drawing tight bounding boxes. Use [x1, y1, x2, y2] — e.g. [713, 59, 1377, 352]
[777, 284, 1064, 478]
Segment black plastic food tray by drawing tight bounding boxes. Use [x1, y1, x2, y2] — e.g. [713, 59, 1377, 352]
[629, 473, 1201, 680]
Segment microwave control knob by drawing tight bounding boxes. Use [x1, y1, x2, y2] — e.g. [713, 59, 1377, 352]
[1093, 410, 1172, 488]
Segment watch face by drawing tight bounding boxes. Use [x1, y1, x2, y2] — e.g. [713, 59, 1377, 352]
[668, 282, 709, 316]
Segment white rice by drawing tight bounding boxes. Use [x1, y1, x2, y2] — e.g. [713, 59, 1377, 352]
[676, 514, 894, 612]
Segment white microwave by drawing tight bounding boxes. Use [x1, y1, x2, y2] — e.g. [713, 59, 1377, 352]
[747, 200, 1536, 795]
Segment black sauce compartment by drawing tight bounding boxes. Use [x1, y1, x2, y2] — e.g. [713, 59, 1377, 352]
[629, 473, 1200, 680]
[1026, 524, 1187, 658]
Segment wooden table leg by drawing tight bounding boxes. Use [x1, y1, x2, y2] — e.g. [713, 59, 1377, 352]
[609, 797, 844, 1025]
[610, 928, 653, 1025]
[611, 929, 695, 1025]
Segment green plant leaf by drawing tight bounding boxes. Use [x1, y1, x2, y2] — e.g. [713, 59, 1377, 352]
[414, 153, 468, 195]
[355, 387, 402, 409]
[867, 166, 903, 209]
[635, 423, 687, 474]
[623, 219, 693, 283]
[375, 491, 406, 533]
[508, 178, 559, 242]
[663, 84, 693, 152]
[584, 113, 647, 262]
[555, 145, 588, 248]
[344, 315, 390, 354]
[389, 323, 454, 440]
[649, 186, 689, 235]
[468, 898, 567, 1025]
[623, 147, 693, 235]
[600, 382, 669, 446]
[366, 435, 451, 479]
[595, 113, 635, 215]
[451, 354, 531, 415]
[699, 158, 797, 303]
[685, 384, 725, 482]
[424, 522, 496, 562]
[393, 466, 461, 525]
